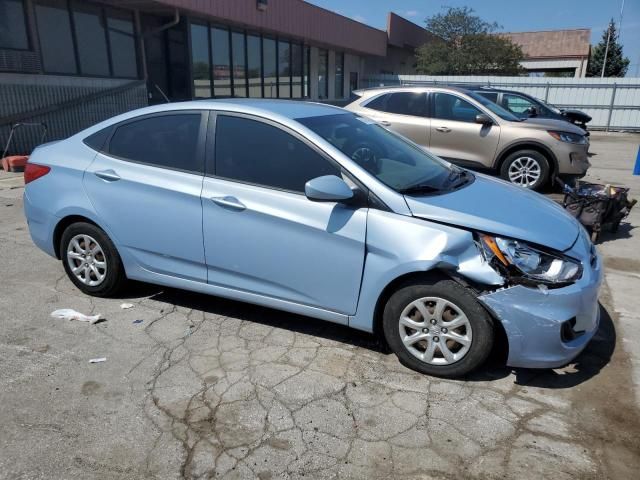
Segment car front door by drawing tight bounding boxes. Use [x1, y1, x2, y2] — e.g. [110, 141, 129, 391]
[360, 92, 430, 147]
[84, 111, 208, 281]
[201, 113, 367, 315]
[428, 92, 501, 168]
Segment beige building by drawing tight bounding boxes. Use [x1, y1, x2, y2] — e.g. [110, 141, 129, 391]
[501, 29, 591, 78]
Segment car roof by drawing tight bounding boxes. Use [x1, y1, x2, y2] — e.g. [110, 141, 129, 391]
[135, 99, 347, 120]
[353, 85, 473, 96]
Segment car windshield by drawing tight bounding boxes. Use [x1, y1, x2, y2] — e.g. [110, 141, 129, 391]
[466, 91, 522, 122]
[537, 98, 562, 115]
[297, 113, 458, 193]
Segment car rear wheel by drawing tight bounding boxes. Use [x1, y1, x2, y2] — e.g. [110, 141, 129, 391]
[500, 149, 550, 191]
[382, 278, 494, 378]
[60, 222, 126, 297]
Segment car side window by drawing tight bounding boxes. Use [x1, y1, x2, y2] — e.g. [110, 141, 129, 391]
[433, 93, 482, 123]
[383, 92, 428, 117]
[364, 94, 389, 111]
[478, 91, 499, 103]
[214, 115, 340, 193]
[503, 94, 536, 114]
[108, 113, 203, 173]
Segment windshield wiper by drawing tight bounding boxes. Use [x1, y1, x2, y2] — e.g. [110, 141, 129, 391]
[399, 183, 441, 195]
[447, 169, 473, 188]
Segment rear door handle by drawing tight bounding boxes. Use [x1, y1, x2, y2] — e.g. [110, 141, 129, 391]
[94, 169, 121, 182]
[435, 126, 451, 133]
[379, 121, 392, 126]
[210, 196, 246, 211]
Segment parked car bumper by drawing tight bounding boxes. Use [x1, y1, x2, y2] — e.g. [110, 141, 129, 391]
[556, 144, 590, 176]
[479, 230, 602, 368]
[24, 191, 57, 258]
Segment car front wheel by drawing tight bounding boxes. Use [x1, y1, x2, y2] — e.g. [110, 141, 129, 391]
[60, 222, 126, 297]
[382, 278, 494, 378]
[500, 149, 550, 191]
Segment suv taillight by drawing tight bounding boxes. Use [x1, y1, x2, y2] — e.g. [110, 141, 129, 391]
[24, 163, 51, 184]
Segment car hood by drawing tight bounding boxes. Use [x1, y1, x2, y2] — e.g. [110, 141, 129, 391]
[520, 117, 587, 135]
[404, 174, 581, 252]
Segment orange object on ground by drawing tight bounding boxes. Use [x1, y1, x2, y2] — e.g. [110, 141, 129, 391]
[1, 155, 29, 172]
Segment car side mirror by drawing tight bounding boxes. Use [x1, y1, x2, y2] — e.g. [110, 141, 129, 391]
[525, 106, 538, 117]
[475, 113, 493, 125]
[305, 175, 354, 202]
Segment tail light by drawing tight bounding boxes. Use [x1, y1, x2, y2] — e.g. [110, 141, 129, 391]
[24, 163, 51, 184]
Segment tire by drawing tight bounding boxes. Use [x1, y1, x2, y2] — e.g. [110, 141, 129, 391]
[382, 278, 494, 378]
[60, 222, 126, 297]
[500, 149, 550, 191]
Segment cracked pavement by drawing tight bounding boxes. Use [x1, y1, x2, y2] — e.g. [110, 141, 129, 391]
[1, 133, 640, 479]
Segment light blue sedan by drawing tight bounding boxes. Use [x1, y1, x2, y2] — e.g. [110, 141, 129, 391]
[23, 100, 602, 377]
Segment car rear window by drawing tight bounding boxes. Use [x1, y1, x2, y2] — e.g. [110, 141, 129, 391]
[108, 113, 202, 173]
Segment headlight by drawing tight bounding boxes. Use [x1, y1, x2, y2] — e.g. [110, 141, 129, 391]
[547, 130, 587, 144]
[479, 234, 582, 285]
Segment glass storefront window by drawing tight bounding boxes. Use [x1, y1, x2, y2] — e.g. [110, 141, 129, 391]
[231, 31, 247, 97]
[211, 27, 231, 97]
[335, 52, 344, 99]
[106, 9, 138, 78]
[72, 1, 110, 76]
[0, 0, 29, 50]
[278, 40, 291, 98]
[303, 45, 310, 98]
[318, 49, 328, 99]
[263, 37, 277, 98]
[191, 23, 211, 98]
[291, 43, 302, 98]
[34, 0, 77, 74]
[247, 34, 262, 98]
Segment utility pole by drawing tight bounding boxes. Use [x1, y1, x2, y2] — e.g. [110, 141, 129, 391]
[600, 26, 611, 78]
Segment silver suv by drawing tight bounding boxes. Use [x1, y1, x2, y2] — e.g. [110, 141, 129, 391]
[345, 86, 590, 190]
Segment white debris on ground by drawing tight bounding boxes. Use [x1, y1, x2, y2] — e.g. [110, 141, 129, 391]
[120, 303, 134, 309]
[88, 358, 107, 364]
[50, 309, 103, 324]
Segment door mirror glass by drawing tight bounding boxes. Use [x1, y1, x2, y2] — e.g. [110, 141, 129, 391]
[305, 175, 354, 202]
[475, 113, 493, 125]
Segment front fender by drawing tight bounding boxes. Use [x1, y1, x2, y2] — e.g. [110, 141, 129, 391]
[350, 210, 504, 332]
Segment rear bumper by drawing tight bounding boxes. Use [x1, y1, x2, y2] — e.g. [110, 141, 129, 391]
[24, 190, 58, 258]
[479, 234, 602, 368]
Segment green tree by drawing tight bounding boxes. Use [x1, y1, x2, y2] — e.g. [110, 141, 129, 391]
[588, 20, 630, 77]
[416, 7, 524, 76]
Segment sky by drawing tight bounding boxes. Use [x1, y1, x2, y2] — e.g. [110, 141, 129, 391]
[306, 0, 640, 77]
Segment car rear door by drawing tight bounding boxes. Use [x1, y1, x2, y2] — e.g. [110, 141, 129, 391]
[359, 92, 430, 147]
[428, 92, 501, 168]
[83, 111, 208, 281]
[201, 113, 367, 315]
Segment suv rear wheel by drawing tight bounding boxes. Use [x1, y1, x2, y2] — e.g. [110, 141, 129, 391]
[500, 149, 550, 191]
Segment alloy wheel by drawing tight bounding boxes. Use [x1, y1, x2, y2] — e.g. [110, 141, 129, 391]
[66, 234, 108, 287]
[508, 156, 542, 188]
[398, 297, 473, 365]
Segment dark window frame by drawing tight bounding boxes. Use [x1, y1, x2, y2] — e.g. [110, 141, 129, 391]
[0, 0, 31, 51]
[334, 51, 344, 99]
[99, 110, 209, 176]
[205, 111, 348, 196]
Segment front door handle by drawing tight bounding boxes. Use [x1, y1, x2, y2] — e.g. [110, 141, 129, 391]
[94, 169, 121, 182]
[379, 121, 392, 126]
[210, 196, 246, 211]
[435, 126, 452, 133]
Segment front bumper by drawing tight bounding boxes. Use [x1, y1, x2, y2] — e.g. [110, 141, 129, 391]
[479, 229, 602, 368]
[557, 144, 590, 176]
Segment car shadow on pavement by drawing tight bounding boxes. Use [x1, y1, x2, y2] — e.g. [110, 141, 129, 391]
[144, 286, 388, 353]
[118, 286, 615, 386]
